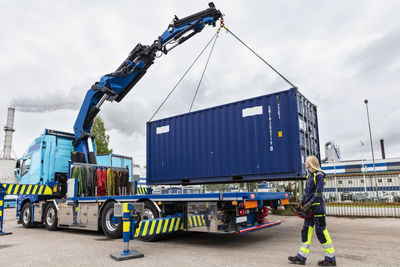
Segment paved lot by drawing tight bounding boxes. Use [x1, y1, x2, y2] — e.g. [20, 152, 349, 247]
[1, 208, 399, 266]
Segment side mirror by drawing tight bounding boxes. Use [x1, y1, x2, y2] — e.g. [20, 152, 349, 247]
[15, 167, 21, 179]
[15, 159, 22, 179]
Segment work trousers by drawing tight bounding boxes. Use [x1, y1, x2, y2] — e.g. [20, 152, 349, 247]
[296, 210, 335, 262]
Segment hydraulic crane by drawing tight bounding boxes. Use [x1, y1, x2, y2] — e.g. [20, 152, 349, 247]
[1, 3, 290, 245]
[72, 2, 222, 164]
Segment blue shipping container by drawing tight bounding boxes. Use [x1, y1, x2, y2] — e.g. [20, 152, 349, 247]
[147, 88, 320, 185]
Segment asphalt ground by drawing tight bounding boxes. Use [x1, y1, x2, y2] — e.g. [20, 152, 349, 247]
[1, 208, 399, 266]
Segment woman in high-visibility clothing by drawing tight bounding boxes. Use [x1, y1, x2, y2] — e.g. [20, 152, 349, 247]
[289, 156, 336, 266]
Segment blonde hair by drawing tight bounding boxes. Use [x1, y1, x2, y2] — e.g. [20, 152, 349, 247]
[306, 156, 322, 172]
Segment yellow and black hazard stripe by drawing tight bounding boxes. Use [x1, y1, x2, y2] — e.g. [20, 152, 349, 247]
[136, 187, 149, 195]
[188, 215, 206, 228]
[1, 184, 54, 196]
[0, 200, 3, 219]
[134, 217, 184, 237]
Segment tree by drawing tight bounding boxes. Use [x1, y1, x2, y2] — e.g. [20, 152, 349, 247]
[91, 116, 113, 155]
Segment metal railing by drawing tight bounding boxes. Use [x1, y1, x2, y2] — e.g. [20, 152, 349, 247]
[323, 172, 400, 217]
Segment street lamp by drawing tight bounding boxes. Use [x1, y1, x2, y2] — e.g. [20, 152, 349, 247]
[364, 100, 376, 173]
[364, 99, 378, 200]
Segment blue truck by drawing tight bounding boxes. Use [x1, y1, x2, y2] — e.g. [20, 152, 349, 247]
[0, 3, 292, 240]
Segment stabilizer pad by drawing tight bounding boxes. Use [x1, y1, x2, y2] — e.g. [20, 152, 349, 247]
[0, 232, 12, 236]
[110, 249, 144, 261]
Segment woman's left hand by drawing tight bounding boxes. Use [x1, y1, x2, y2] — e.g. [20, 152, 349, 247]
[302, 202, 311, 211]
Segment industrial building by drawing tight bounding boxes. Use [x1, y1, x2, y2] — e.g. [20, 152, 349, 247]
[320, 140, 400, 204]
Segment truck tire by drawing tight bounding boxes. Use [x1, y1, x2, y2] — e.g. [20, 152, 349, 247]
[138, 201, 163, 242]
[101, 202, 122, 239]
[44, 203, 58, 231]
[21, 202, 34, 228]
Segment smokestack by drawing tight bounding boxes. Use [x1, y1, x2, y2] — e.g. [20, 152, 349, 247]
[380, 139, 386, 159]
[3, 107, 15, 159]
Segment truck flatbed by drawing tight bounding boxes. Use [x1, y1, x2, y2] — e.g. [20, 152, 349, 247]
[69, 191, 289, 203]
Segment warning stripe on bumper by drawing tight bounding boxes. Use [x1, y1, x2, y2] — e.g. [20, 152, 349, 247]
[134, 217, 183, 237]
[133, 214, 207, 237]
[2, 184, 53, 196]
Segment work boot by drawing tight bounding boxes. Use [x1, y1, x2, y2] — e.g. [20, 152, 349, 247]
[318, 260, 336, 266]
[288, 256, 305, 265]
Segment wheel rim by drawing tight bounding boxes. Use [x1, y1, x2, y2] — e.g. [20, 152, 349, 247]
[143, 208, 155, 220]
[105, 208, 118, 232]
[46, 207, 56, 226]
[23, 207, 30, 224]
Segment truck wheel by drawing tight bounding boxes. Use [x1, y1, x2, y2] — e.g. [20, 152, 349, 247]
[44, 203, 58, 231]
[138, 201, 162, 242]
[21, 202, 34, 228]
[101, 202, 122, 238]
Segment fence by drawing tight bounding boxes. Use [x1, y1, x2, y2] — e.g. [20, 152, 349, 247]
[323, 172, 400, 217]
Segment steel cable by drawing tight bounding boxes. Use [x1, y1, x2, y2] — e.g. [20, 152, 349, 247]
[148, 32, 218, 122]
[223, 27, 297, 88]
[189, 31, 219, 112]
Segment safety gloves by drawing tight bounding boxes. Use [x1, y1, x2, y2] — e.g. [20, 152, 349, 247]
[302, 202, 311, 212]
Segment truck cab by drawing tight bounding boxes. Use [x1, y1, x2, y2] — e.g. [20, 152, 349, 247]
[15, 129, 95, 185]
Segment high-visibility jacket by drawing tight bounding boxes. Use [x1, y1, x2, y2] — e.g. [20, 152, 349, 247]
[72, 167, 83, 197]
[303, 171, 326, 205]
[107, 168, 115, 196]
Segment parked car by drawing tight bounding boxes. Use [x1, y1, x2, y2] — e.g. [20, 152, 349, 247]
[378, 191, 390, 202]
[341, 192, 353, 201]
[393, 192, 400, 203]
[353, 192, 367, 202]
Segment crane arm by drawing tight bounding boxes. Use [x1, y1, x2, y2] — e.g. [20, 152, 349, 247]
[72, 3, 222, 163]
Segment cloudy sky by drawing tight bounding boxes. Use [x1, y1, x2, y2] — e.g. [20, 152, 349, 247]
[1, 0, 399, 165]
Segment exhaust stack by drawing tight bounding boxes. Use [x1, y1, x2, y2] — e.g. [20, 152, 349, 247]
[380, 139, 386, 159]
[3, 107, 15, 159]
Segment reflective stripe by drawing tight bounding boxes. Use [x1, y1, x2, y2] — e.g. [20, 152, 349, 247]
[162, 219, 169, 233]
[322, 228, 333, 245]
[174, 217, 181, 231]
[149, 220, 157, 235]
[324, 251, 335, 258]
[26, 185, 32, 195]
[321, 228, 335, 256]
[306, 226, 313, 244]
[155, 219, 163, 234]
[298, 226, 312, 258]
[169, 218, 176, 232]
[312, 203, 320, 206]
[300, 247, 309, 254]
[32, 185, 38, 195]
[301, 242, 310, 249]
[123, 221, 130, 232]
[322, 243, 334, 250]
[298, 250, 308, 258]
[142, 221, 150, 236]
[314, 214, 325, 217]
[20, 185, 26, 194]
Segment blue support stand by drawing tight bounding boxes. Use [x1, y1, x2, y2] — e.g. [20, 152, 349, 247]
[110, 203, 144, 261]
[0, 186, 12, 236]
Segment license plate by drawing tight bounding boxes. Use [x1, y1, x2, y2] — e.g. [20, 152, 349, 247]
[236, 216, 247, 224]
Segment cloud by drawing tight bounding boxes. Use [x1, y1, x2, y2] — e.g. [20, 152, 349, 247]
[10, 87, 83, 112]
[348, 27, 400, 78]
